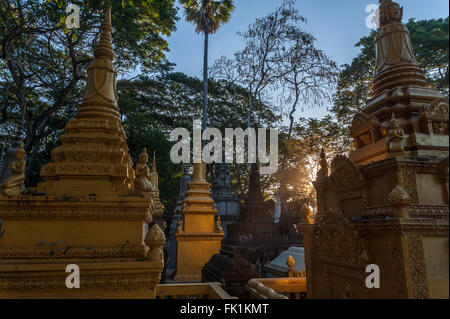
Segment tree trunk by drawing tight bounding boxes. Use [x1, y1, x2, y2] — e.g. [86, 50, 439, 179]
[202, 32, 209, 133]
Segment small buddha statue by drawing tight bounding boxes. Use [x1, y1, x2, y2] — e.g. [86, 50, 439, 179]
[316, 148, 329, 178]
[2, 143, 26, 196]
[134, 148, 153, 194]
[388, 113, 407, 153]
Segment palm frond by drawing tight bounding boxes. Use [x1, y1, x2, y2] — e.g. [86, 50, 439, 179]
[180, 0, 235, 34]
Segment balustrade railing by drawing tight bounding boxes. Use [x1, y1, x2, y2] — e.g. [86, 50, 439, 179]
[155, 282, 237, 299]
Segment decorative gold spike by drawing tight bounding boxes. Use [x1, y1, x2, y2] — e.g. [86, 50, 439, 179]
[94, 6, 115, 60]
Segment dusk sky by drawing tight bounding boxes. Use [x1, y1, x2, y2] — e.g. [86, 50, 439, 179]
[165, 0, 449, 120]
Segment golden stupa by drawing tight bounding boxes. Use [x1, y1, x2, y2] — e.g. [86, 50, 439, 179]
[0, 7, 164, 298]
[174, 160, 223, 282]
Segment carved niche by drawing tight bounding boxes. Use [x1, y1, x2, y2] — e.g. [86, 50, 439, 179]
[314, 209, 369, 266]
[330, 156, 364, 194]
[420, 98, 449, 135]
[330, 156, 367, 218]
[350, 113, 380, 149]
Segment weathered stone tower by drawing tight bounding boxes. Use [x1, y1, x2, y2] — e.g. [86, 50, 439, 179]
[300, 0, 448, 299]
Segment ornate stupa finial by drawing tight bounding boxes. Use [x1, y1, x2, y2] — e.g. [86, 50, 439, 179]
[139, 147, 148, 162]
[152, 150, 157, 172]
[37, 7, 135, 196]
[373, 0, 427, 95]
[77, 6, 119, 121]
[94, 6, 115, 60]
[317, 148, 329, 178]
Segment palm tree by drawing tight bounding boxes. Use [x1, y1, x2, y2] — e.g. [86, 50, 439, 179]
[179, 0, 235, 132]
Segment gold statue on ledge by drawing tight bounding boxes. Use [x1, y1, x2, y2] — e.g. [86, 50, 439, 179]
[134, 148, 153, 194]
[1, 143, 26, 196]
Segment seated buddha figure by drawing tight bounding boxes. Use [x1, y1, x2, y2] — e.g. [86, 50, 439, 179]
[2, 143, 26, 196]
[134, 148, 153, 194]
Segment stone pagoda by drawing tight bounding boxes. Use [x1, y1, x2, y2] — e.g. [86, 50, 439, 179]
[211, 162, 240, 235]
[0, 7, 165, 298]
[224, 164, 302, 274]
[300, 0, 448, 299]
[174, 161, 223, 282]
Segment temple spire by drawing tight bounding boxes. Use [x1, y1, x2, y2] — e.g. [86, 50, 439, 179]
[77, 6, 120, 121]
[94, 6, 115, 60]
[372, 0, 427, 95]
[152, 151, 157, 172]
[37, 7, 135, 196]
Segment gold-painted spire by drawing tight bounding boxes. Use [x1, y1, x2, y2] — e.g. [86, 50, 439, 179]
[77, 5, 119, 121]
[37, 7, 135, 196]
[192, 161, 206, 182]
[94, 6, 115, 60]
[152, 151, 157, 172]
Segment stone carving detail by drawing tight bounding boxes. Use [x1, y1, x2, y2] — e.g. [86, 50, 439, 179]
[330, 156, 364, 193]
[175, 218, 183, 233]
[389, 236, 408, 298]
[350, 113, 380, 149]
[373, 0, 427, 95]
[316, 149, 329, 178]
[134, 148, 153, 195]
[1, 143, 26, 196]
[387, 113, 407, 153]
[407, 235, 429, 298]
[215, 215, 223, 233]
[375, 1, 415, 71]
[389, 185, 410, 206]
[0, 206, 150, 221]
[0, 245, 145, 259]
[0, 273, 159, 290]
[145, 223, 165, 262]
[402, 171, 419, 204]
[314, 209, 369, 265]
[420, 98, 449, 135]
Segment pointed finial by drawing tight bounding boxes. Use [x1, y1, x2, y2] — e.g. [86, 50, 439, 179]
[138, 147, 149, 164]
[152, 150, 156, 171]
[317, 148, 329, 178]
[94, 6, 115, 60]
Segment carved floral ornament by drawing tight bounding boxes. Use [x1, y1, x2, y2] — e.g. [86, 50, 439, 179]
[314, 209, 369, 266]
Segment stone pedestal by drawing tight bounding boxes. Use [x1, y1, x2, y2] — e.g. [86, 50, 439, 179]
[301, 153, 448, 299]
